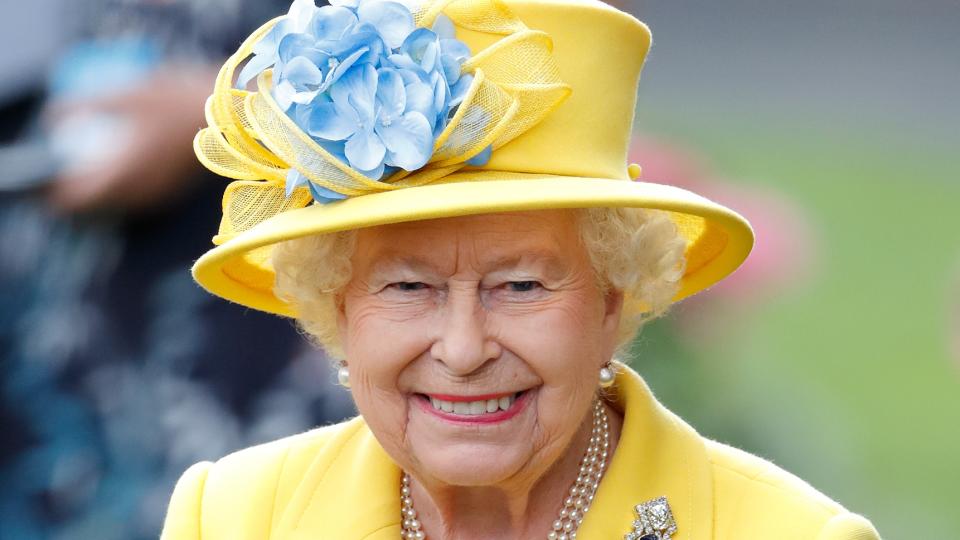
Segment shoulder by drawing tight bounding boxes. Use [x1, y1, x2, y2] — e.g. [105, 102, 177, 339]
[704, 439, 881, 540]
[160, 417, 365, 540]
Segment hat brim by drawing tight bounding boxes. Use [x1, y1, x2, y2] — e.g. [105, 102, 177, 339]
[192, 173, 754, 317]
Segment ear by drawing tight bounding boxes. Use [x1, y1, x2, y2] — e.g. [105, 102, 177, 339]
[335, 292, 349, 353]
[600, 288, 624, 360]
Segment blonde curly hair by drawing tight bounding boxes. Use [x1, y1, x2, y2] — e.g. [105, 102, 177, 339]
[272, 207, 687, 360]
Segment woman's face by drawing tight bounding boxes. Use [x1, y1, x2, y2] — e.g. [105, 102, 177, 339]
[338, 209, 622, 487]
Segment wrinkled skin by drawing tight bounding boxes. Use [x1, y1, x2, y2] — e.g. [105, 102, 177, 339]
[337, 209, 624, 539]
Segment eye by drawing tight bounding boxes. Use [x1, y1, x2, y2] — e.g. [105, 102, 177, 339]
[506, 280, 542, 293]
[389, 281, 429, 292]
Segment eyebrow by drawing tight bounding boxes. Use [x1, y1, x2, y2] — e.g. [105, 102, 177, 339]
[367, 255, 441, 277]
[367, 250, 568, 278]
[484, 252, 567, 275]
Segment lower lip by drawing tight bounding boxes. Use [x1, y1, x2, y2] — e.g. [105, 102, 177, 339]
[415, 391, 532, 425]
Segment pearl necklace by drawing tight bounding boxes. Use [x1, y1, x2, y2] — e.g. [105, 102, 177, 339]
[400, 399, 611, 540]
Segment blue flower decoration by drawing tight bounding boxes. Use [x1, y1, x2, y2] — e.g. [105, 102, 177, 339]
[238, 0, 492, 201]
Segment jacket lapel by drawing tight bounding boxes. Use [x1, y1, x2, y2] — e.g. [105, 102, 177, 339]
[577, 363, 715, 539]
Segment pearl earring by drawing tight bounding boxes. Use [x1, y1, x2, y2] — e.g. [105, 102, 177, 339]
[337, 363, 351, 388]
[598, 361, 616, 388]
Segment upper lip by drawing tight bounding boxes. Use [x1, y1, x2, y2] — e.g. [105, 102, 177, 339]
[420, 390, 527, 402]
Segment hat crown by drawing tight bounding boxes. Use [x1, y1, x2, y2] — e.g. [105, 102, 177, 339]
[469, 0, 651, 179]
[190, 0, 755, 320]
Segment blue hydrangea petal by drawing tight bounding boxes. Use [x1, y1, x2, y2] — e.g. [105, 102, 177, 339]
[279, 56, 325, 105]
[308, 180, 350, 203]
[248, 0, 486, 183]
[386, 53, 422, 76]
[357, 0, 414, 49]
[431, 13, 456, 40]
[290, 102, 312, 132]
[237, 51, 279, 89]
[376, 67, 406, 120]
[420, 40, 440, 73]
[292, 97, 333, 133]
[466, 144, 492, 166]
[331, 64, 378, 122]
[439, 53, 461, 85]
[448, 72, 472, 108]
[403, 79, 435, 119]
[395, 66, 424, 85]
[235, 17, 300, 89]
[307, 100, 358, 141]
[330, 23, 386, 63]
[253, 19, 291, 56]
[273, 79, 297, 110]
[278, 33, 315, 64]
[243, 18, 293, 78]
[401, 28, 439, 69]
[248, 19, 292, 66]
[377, 111, 433, 170]
[287, 0, 320, 33]
[309, 6, 358, 41]
[356, 161, 386, 180]
[345, 128, 387, 171]
[320, 46, 368, 92]
[282, 55, 324, 88]
[318, 137, 350, 163]
[430, 71, 448, 118]
[285, 168, 310, 197]
[439, 38, 470, 63]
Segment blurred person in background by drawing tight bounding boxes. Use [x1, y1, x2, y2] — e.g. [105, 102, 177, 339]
[0, 1, 352, 538]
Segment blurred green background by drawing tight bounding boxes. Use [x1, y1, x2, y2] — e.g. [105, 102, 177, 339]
[625, 1, 960, 537]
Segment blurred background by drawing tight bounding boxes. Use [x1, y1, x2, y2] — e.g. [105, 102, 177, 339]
[0, 0, 956, 538]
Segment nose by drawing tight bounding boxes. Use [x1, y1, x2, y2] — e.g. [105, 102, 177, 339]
[430, 287, 501, 376]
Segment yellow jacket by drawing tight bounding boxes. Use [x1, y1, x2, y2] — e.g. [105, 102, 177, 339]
[160, 366, 880, 539]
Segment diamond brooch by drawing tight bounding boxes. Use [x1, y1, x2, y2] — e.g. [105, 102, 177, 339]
[623, 496, 677, 540]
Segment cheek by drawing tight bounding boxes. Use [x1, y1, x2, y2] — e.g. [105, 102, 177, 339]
[341, 296, 437, 451]
[491, 294, 607, 429]
[493, 293, 607, 370]
[343, 295, 435, 369]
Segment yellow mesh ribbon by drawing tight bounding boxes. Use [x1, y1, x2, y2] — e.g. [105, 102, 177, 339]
[195, 0, 571, 244]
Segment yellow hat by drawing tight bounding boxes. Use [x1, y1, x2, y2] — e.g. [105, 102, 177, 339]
[191, 0, 754, 317]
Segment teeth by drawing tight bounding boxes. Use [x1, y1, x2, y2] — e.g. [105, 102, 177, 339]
[430, 394, 517, 415]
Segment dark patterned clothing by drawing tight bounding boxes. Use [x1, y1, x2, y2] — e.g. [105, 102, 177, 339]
[0, 2, 354, 538]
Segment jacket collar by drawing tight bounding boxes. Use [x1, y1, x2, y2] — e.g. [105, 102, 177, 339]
[282, 363, 713, 539]
[577, 362, 714, 539]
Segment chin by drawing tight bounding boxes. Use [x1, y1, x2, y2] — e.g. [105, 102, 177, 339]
[412, 442, 530, 487]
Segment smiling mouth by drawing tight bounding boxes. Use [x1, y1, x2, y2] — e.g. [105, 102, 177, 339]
[417, 390, 527, 417]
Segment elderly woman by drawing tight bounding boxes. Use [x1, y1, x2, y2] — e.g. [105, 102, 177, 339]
[161, 0, 881, 538]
